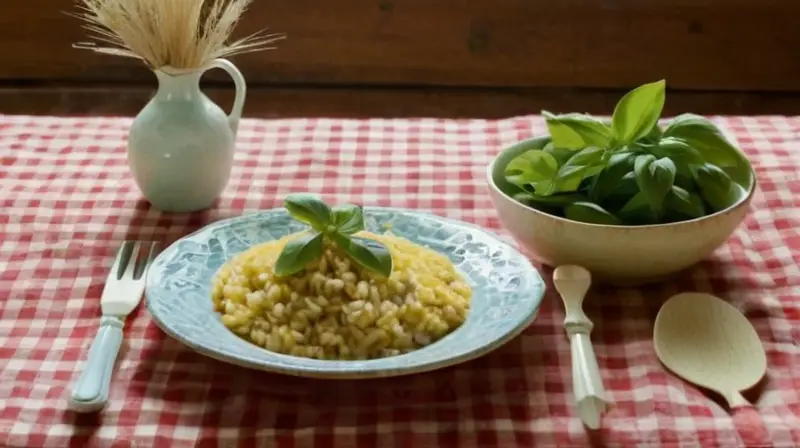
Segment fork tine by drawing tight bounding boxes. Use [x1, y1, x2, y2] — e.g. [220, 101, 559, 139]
[110, 241, 133, 280]
[124, 241, 142, 277]
[147, 241, 159, 263]
[137, 241, 159, 280]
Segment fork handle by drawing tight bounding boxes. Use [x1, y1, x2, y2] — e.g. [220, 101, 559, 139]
[69, 316, 124, 411]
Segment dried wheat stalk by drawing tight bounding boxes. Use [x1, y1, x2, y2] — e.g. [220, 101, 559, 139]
[71, 0, 285, 72]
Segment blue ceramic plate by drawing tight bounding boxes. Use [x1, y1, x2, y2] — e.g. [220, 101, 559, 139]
[145, 207, 545, 379]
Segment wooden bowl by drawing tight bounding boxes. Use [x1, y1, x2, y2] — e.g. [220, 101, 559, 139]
[486, 136, 756, 285]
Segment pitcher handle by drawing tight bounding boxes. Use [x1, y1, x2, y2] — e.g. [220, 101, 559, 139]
[205, 58, 246, 137]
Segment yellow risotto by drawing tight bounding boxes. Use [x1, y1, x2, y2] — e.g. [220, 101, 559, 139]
[210, 231, 472, 360]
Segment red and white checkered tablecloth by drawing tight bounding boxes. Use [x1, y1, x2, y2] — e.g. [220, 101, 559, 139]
[1, 113, 799, 448]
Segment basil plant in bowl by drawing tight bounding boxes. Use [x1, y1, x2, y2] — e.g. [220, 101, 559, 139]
[486, 80, 756, 285]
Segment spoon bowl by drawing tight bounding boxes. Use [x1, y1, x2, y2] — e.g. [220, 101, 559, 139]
[653, 292, 767, 408]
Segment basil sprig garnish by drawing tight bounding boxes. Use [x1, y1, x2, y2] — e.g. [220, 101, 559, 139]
[274, 194, 393, 277]
[504, 80, 748, 225]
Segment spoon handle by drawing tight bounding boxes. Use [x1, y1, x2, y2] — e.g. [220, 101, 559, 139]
[721, 390, 770, 445]
[569, 332, 609, 429]
[732, 407, 769, 446]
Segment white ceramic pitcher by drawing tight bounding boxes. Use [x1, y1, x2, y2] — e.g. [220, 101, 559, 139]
[127, 58, 246, 213]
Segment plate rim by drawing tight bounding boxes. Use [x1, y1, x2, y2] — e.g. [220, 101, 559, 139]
[144, 206, 545, 379]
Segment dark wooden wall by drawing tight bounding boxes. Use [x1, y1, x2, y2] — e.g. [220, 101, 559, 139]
[1, 0, 799, 118]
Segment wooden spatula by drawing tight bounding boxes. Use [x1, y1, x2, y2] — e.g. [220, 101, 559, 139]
[654, 292, 767, 408]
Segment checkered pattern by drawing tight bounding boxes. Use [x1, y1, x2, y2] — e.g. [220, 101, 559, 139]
[1, 113, 798, 448]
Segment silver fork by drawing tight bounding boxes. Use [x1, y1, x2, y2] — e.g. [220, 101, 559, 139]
[69, 240, 158, 413]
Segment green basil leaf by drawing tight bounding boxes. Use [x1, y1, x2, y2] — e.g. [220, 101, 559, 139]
[544, 143, 574, 166]
[611, 80, 666, 145]
[274, 231, 324, 276]
[514, 191, 588, 207]
[641, 123, 663, 144]
[665, 185, 706, 219]
[552, 165, 587, 193]
[566, 147, 607, 171]
[590, 151, 636, 202]
[564, 202, 621, 225]
[674, 172, 696, 191]
[618, 191, 656, 224]
[553, 147, 607, 193]
[504, 150, 559, 186]
[663, 114, 740, 167]
[512, 192, 533, 203]
[512, 147, 608, 197]
[648, 157, 678, 207]
[650, 137, 705, 167]
[333, 233, 393, 277]
[532, 180, 557, 196]
[603, 171, 640, 205]
[619, 191, 649, 214]
[578, 176, 595, 193]
[633, 154, 656, 179]
[543, 111, 612, 150]
[331, 204, 364, 235]
[693, 163, 744, 212]
[634, 155, 676, 215]
[284, 193, 332, 230]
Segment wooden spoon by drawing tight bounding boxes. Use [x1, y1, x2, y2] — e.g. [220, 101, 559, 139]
[653, 292, 767, 408]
